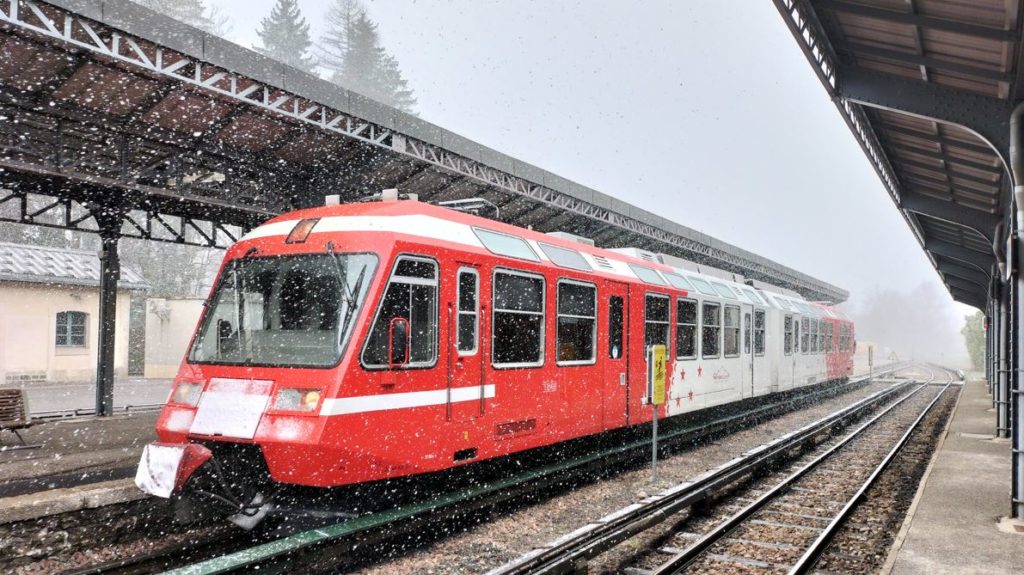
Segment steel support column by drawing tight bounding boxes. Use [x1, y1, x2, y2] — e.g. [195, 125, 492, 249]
[93, 219, 122, 417]
[999, 284, 1011, 438]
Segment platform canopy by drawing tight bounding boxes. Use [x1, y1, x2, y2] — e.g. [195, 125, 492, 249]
[0, 0, 846, 303]
[774, 0, 1024, 310]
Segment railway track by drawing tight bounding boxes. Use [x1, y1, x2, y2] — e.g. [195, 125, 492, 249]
[21, 366, 908, 575]
[489, 364, 958, 575]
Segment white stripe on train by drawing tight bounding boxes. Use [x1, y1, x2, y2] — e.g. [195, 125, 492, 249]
[319, 384, 496, 416]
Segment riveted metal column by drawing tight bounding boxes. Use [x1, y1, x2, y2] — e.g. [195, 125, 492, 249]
[998, 286, 1010, 438]
[92, 208, 123, 417]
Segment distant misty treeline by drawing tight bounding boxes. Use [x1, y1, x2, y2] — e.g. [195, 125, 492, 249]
[134, 0, 417, 113]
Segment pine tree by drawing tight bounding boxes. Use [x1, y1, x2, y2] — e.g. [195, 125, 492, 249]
[318, 0, 417, 113]
[255, 0, 316, 74]
[133, 0, 230, 37]
[319, 0, 363, 75]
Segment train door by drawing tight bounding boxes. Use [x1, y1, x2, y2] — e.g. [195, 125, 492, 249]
[603, 281, 629, 429]
[742, 305, 753, 398]
[448, 265, 483, 422]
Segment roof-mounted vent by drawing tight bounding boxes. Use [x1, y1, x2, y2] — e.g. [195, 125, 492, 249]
[325, 194, 340, 206]
[609, 247, 658, 263]
[382, 188, 399, 202]
[545, 231, 595, 247]
[656, 253, 700, 273]
[436, 198, 500, 218]
[592, 255, 614, 270]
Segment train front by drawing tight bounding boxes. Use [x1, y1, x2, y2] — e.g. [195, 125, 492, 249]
[133, 214, 380, 528]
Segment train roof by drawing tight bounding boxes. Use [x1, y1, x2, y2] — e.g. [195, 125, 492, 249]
[243, 199, 849, 322]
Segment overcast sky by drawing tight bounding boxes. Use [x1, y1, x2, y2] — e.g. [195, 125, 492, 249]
[213, 0, 974, 362]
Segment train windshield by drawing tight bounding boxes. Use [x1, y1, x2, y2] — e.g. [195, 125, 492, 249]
[189, 253, 378, 367]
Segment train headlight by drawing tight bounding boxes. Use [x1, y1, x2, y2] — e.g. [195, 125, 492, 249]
[170, 382, 203, 406]
[274, 388, 322, 412]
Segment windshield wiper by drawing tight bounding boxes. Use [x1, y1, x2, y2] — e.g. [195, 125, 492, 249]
[327, 242, 356, 308]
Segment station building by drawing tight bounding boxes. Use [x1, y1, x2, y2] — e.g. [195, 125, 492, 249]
[0, 242, 147, 384]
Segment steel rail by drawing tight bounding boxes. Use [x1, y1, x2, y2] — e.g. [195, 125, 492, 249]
[646, 376, 943, 574]
[486, 369, 914, 575]
[786, 368, 955, 574]
[154, 369, 906, 575]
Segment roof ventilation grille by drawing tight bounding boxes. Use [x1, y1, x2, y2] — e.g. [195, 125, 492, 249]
[592, 255, 614, 270]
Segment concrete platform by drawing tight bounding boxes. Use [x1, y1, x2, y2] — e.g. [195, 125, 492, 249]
[884, 377, 1024, 575]
[0, 411, 156, 497]
[1, 377, 172, 414]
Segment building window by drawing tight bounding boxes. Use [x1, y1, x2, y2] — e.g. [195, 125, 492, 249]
[456, 268, 478, 355]
[644, 294, 671, 354]
[703, 302, 721, 358]
[362, 256, 438, 368]
[801, 316, 810, 354]
[676, 298, 698, 359]
[556, 280, 597, 365]
[723, 305, 740, 357]
[56, 311, 87, 347]
[784, 314, 793, 356]
[492, 269, 545, 367]
[754, 309, 766, 356]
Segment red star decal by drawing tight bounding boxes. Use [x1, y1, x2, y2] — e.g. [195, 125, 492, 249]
[675, 396, 683, 407]
[697, 366, 703, 377]
[681, 368, 686, 380]
[688, 389, 694, 401]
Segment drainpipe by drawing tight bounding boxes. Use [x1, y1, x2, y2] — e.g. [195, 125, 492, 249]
[1006, 102, 1024, 518]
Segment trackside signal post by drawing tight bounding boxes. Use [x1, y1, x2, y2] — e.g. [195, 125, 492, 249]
[646, 345, 667, 481]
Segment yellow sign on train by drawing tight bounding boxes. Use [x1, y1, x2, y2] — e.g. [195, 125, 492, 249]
[646, 345, 667, 405]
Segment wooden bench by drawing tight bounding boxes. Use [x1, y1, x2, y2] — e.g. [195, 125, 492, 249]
[0, 388, 34, 445]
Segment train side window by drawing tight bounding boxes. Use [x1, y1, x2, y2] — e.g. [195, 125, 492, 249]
[819, 321, 827, 353]
[362, 255, 438, 368]
[702, 302, 721, 358]
[810, 318, 819, 353]
[556, 280, 597, 365]
[676, 298, 698, 359]
[754, 309, 766, 356]
[784, 314, 793, 355]
[492, 269, 545, 368]
[743, 311, 751, 354]
[609, 296, 624, 359]
[456, 268, 478, 355]
[723, 305, 740, 357]
[826, 322, 833, 352]
[800, 316, 810, 354]
[644, 293, 670, 354]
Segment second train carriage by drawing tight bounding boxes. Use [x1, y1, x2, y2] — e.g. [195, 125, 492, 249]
[135, 196, 854, 520]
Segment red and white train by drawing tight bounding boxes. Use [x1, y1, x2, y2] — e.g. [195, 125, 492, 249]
[136, 195, 854, 524]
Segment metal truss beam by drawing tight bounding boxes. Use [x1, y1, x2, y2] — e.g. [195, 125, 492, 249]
[899, 192, 998, 241]
[938, 259, 991, 286]
[880, 140, 1004, 174]
[811, 0, 1020, 41]
[0, 188, 245, 248]
[836, 66, 1014, 165]
[924, 237, 995, 273]
[950, 286, 986, 309]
